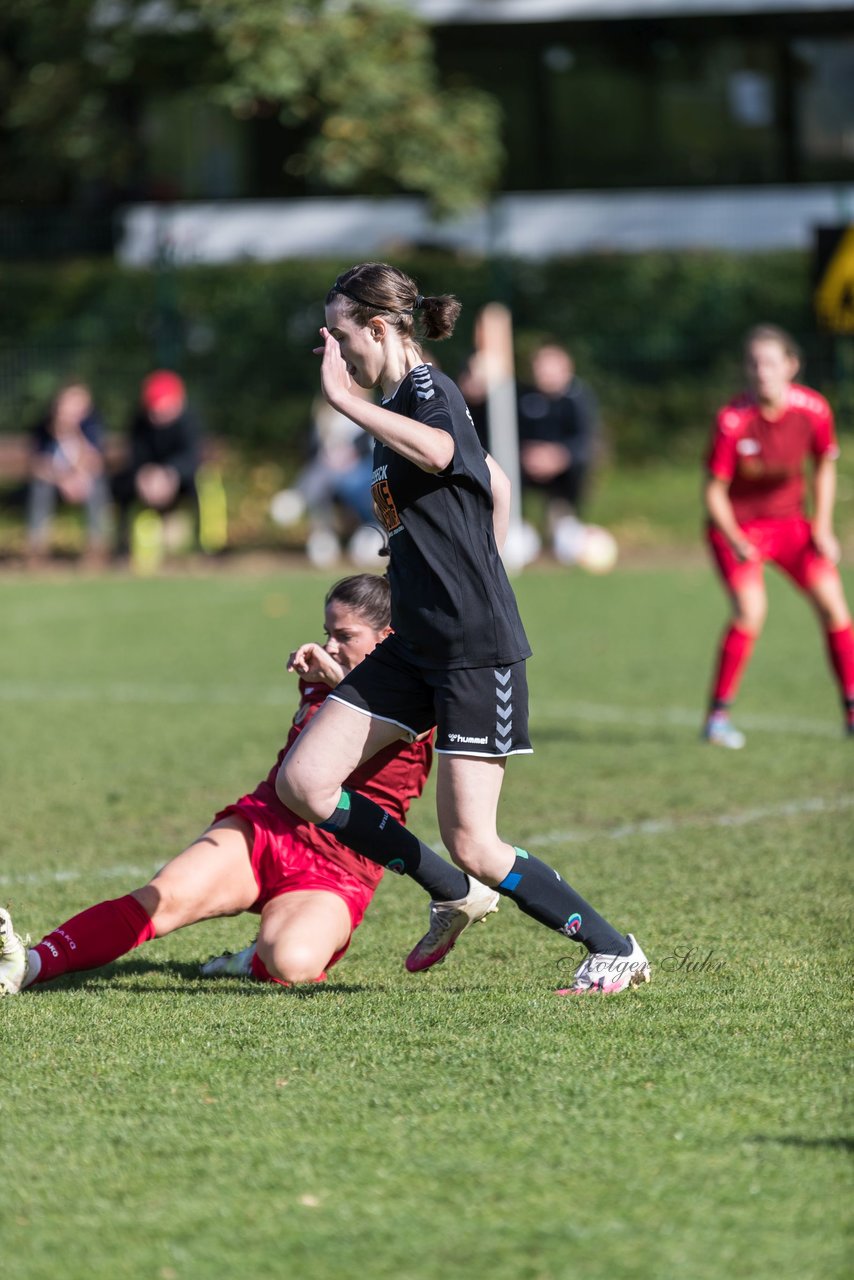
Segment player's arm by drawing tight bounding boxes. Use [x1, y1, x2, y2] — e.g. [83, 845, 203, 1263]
[704, 475, 758, 562]
[811, 453, 841, 564]
[287, 643, 345, 687]
[484, 452, 511, 551]
[316, 329, 454, 473]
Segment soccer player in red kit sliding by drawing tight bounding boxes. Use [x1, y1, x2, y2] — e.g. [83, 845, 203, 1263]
[703, 325, 854, 748]
[1, 575, 496, 996]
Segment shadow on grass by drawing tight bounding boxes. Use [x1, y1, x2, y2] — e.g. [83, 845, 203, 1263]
[749, 1135, 854, 1153]
[27, 957, 371, 997]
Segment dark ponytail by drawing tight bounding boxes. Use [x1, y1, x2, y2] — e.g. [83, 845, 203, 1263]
[419, 293, 462, 341]
[327, 262, 461, 346]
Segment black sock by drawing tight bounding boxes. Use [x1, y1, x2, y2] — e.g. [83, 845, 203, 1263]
[320, 789, 470, 901]
[496, 847, 630, 956]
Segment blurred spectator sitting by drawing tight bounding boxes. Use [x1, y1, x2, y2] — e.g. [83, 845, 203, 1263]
[270, 390, 380, 567]
[517, 342, 600, 537]
[26, 381, 109, 565]
[112, 370, 201, 556]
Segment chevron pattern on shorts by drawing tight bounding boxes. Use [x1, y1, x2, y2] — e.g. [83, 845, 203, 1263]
[494, 667, 513, 753]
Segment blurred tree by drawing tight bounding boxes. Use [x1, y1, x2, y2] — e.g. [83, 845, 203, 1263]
[0, 0, 502, 216]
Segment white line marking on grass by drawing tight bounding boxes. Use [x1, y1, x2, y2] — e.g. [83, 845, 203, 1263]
[0, 684, 840, 736]
[0, 863, 153, 890]
[531, 699, 840, 738]
[6, 795, 849, 892]
[529, 793, 854, 849]
[0, 680, 291, 707]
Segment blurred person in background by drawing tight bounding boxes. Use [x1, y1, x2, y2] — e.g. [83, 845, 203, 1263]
[270, 388, 380, 568]
[516, 341, 600, 548]
[455, 352, 489, 449]
[112, 370, 201, 556]
[26, 380, 109, 566]
[702, 324, 854, 747]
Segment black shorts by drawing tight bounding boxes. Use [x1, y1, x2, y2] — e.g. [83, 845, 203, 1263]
[329, 642, 532, 758]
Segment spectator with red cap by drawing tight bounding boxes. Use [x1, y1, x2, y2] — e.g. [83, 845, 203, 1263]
[112, 370, 202, 557]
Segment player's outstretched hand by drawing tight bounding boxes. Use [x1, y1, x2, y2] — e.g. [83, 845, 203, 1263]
[314, 327, 353, 409]
[287, 642, 345, 687]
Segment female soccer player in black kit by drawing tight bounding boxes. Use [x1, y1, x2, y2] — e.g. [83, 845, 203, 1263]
[277, 263, 649, 994]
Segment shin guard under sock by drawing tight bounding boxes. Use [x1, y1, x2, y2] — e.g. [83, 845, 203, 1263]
[496, 848, 630, 956]
[320, 789, 469, 901]
[29, 894, 156, 985]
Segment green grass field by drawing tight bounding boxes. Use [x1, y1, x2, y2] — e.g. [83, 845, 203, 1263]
[1, 564, 851, 1280]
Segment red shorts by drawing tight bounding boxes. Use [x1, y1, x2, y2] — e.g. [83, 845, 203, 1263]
[708, 516, 835, 593]
[213, 796, 377, 970]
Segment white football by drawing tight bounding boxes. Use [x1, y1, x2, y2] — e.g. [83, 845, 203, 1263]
[553, 518, 618, 573]
[578, 524, 618, 574]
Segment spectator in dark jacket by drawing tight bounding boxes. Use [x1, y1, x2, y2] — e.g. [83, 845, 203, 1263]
[517, 342, 600, 524]
[112, 371, 201, 555]
[26, 381, 109, 564]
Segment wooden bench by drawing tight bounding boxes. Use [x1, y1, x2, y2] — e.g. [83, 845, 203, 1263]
[0, 434, 228, 564]
[0, 433, 135, 484]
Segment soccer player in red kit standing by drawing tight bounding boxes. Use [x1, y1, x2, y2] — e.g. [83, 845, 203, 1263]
[703, 324, 854, 747]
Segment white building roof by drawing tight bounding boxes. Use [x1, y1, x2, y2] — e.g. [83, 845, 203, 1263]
[411, 1, 854, 22]
[118, 185, 854, 266]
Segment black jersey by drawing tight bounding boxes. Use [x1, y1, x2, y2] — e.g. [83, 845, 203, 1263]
[371, 364, 531, 670]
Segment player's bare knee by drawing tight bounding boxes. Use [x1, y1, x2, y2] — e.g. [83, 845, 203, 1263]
[274, 760, 297, 809]
[444, 834, 501, 883]
[275, 760, 324, 822]
[735, 603, 765, 634]
[269, 941, 325, 984]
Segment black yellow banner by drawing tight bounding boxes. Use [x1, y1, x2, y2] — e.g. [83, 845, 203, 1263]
[814, 225, 854, 335]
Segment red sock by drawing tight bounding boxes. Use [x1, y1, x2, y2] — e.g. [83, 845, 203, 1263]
[250, 952, 327, 986]
[825, 623, 854, 702]
[710, 624, 755, 709]
[31, 894, 155, 985]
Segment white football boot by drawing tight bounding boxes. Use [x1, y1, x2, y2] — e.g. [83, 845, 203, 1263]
[558, 933, 651, 995]
[405, 877, 499, 973]
[0, 908, 30, 996]
[199, 940, 256, 978]
[702, 713, 746, 750]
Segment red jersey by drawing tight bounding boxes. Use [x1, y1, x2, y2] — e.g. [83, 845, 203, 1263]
[706, 383, 838, 522]
[241, 680, 433, 889]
